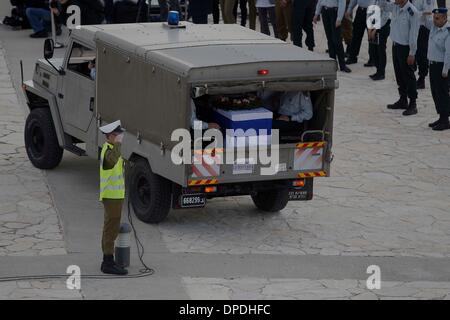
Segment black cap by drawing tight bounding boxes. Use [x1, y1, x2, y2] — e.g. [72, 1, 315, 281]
[432, 7, 448, 14]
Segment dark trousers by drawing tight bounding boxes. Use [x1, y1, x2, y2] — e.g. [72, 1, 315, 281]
[348, 6, 367, 60]
[437, 0, 446, 6]
[104, 0, 114, 23]
[292, 0, 315, 49]
[416, 25, 430, 79]
[192, 14, 208, 24]
[322, 7, 346, 70]
[429, 62, 450, 118]
[257, 7, 278, 38]
[233, 0, 248, 26]
[392, 43, 417, 100]
[212, 0, 220, 23]
[368, 20, 390, 76]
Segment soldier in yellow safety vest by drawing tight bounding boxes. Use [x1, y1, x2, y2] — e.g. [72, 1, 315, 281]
[99, 120, 127, 275]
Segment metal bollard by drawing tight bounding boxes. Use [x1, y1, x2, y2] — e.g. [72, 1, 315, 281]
[115, 223, 132, 268]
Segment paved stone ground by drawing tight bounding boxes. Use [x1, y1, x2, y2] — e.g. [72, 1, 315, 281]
[0, 43, 66, 257]
[183, 277, 450, 300]
[0, 280, 81, 299]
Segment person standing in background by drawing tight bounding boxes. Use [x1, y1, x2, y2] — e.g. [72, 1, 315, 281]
[314, 0, 352, 72]
[368, 0, 391, 80]
[276, 0, 293, 42]
[248, 0, 257, 29]
[426, 7, 450, 130]
[189, 0, 212, 23]
[212, 0, 220, 23]
[233, 0, 248, 26]
[341, 0, 353, 56]
[220, 0, 238, 23]
[345, 0, 374, 65]
[159, 0, 180, 21]
[381, 0, 420, 116]
[292, 0, 316, 50]
[256, 0, 278, 37]
[412, 0, 435, 89]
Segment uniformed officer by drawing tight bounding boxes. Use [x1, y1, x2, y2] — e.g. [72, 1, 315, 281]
[426, 7, 450, 130]
[99, 120, 128, 275]
[412, 0, 436, 89]
[314, 0, 352, 72]
[292, 0, 316, 50]
[381, 0, 420, 116]
[345, 0, 375, 65]
[368, 0, 392, 80]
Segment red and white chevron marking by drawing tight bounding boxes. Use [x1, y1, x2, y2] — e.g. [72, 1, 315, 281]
[191, 153, 221, 178]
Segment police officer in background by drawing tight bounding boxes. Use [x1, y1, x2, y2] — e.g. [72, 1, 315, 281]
[314, 0, 352, 72]
[368, 0, 391, 80]
[412, 0, 435, 89]
[345, 0, 375, 66]
[381, 0, 420, 116]
[426, 7, 450, 131]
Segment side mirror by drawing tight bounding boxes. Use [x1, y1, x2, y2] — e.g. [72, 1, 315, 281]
[44, 39, 54, 60]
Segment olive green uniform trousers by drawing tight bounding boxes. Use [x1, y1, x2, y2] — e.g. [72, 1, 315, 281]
[275, 0, 292, 42]
[102, 198, 124, 255]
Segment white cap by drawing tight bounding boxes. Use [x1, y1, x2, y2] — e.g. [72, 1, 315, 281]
[99, 120, 122, 134]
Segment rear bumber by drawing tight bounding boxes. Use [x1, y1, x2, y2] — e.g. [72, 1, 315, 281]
[172, 178, 314, 209]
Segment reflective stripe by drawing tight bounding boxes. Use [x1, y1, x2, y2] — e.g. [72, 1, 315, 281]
[100, 175, 124, 183]
[100, 185, 125, 194]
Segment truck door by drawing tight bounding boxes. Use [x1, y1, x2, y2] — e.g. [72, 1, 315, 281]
[62, 41, 96, 132]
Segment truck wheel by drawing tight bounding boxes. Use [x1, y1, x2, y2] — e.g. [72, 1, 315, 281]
[251, 188, 289, 212]
[24, 108, 63, 169]
[128, 158, 171, 224]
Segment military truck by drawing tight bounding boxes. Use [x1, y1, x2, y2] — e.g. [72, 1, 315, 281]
[22, 22, 337, 223]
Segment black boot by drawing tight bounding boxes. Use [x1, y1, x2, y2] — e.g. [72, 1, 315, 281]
[432, 121, 450, 131]
[370, 73, 385, 81]
[402, 99, 418, 116]
[429, 118, 442, 128]
[387, 96, 408, 109]
[432, 115, 450, 130]
[101, 255, 128, 275]
[417, 77, 425, 89]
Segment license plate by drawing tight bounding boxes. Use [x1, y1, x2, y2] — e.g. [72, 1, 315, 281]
[288, 190, 309, 201]
[180, 194, 206, 208]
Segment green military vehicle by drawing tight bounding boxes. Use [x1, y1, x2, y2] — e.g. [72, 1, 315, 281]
[23, 22, 337, 223]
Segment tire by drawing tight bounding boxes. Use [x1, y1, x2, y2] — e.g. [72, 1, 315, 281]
[251, 188, 289, 212]
[24, 108, 63, 169]
[127, 158, 172, 224]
